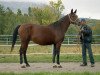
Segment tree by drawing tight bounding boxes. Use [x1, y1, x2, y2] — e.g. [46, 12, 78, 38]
[49, 0, 65, 20]
[17, 9, 22, 16]
[32, 7, 43, 25]
[6, 7, 13, 15]
[4, 7, 16, 34]
[31, 5, 59, 25]
[16, 9, 24, 25]
[30, 0, 65, 25]
[66, 24, 78, 35]
[0, 4, 5, 34]
[41, 6, 58, 24]
[28, 7, 32, 16]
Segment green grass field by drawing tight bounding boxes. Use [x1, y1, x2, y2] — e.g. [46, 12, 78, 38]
[0, 72, 100, 75]
[0, 45, 100, 54]
[0, 45, 100, 63]
[0, 54, 100, 63]
[0, 45, 100, 74]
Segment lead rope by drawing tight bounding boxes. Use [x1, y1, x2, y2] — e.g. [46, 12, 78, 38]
[75, 25, 81, 53]
[68, 14, 81, 53]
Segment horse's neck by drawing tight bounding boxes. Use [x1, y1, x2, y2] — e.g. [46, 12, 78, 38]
[60, 15, 70, 34]
[49, 15, 70, 34]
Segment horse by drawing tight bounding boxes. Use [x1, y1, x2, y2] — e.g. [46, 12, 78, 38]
[11, 9, 79, 68]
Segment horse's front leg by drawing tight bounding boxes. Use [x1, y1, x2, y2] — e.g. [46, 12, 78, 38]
[56, 43, 62, 68]
[52, 44, 57, 68]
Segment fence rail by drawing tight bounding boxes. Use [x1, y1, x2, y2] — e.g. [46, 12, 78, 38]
[0, 35, 100, 45]
[0, 35, 100, 55]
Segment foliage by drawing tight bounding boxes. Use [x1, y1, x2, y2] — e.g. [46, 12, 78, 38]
[0, 0, 100, 35]
[0, 4, 5, 34]
[49, 0, 65, 20]
[31, 6, 57, 25]
[66, 24, 79, 35]
[0, 0, 65, 35]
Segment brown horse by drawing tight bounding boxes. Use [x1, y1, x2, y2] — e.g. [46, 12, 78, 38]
[11, 9, 79, 68]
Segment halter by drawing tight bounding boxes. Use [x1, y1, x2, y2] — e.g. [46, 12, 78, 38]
[68, 14, 78, 23]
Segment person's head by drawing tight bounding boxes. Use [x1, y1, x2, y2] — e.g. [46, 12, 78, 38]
[80, 19, 86, 25]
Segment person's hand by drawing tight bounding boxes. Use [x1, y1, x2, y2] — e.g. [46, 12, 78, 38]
[80, 29, 84, 33]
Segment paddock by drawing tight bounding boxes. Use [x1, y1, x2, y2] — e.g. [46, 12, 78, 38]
[0, 35, 100, 73]
[0, 62, 100, 73]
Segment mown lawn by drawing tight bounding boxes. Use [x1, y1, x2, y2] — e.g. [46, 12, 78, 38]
[0, 45, 100, 63]
[0, 54, 100, 63]
[0, 72, 100, 75]
[0, 45, 100, 54]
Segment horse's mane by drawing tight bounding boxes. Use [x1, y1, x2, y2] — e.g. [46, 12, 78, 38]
[49, 15, 67, 28]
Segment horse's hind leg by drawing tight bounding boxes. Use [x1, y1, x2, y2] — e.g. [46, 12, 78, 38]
[19, 46, 26, 68]
[23, 48, 30, 67]
[20, 41, 29, 68]
[19, 46, 23, 65]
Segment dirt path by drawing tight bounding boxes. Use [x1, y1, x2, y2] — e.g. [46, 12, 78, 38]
[0, 62, 100, 72]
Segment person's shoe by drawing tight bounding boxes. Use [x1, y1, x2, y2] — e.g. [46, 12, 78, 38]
[91, 64, 95, 67]
[80, 63, 87, 66]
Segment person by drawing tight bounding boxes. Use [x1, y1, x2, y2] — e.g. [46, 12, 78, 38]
[79, 19, 95, 67]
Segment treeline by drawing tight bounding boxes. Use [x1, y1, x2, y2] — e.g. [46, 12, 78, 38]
[0, 0, 65, 35]
[0, 0, 99, 35]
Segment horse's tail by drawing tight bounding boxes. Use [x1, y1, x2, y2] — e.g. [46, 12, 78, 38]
[11, 25, 21, 52]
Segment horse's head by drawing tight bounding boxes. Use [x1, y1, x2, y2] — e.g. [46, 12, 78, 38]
[68, 9, 80, 25]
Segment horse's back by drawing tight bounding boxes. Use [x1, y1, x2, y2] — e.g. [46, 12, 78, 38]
[18, 24, 56, 45]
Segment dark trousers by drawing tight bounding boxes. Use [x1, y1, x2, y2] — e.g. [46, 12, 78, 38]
[82, 43, 95, 64]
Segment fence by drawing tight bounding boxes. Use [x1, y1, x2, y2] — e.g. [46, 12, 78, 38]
[0, 35, 100, 45]
[0, 35, 100, 55]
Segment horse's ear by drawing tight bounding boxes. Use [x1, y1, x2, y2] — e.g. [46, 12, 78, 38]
[74, 9, 77, 14]
[71, 9, 73, 14]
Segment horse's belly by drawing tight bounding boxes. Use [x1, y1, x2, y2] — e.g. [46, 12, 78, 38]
[32, 36, 54, 45]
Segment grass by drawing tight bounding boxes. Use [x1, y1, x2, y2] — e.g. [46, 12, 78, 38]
[0, 54, 100, 63]
[0, 45, 100, 63]
[0, 45, 100, 54]
[0, 72, 100, 75]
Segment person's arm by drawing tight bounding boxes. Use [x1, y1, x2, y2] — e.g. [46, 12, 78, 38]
[81, 26, 92, 35]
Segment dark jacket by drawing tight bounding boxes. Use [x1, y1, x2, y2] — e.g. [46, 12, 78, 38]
[80, 25, 92, 43]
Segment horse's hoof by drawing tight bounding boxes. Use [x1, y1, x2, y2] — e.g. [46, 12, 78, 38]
[53, 65, 57, 68]
[57, 65, 62, 68]
[21, 65, 26, 68]
[26, 64, 30, 67]
[21, 64, 26, 68]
